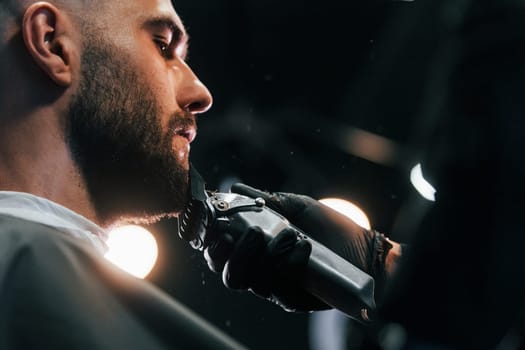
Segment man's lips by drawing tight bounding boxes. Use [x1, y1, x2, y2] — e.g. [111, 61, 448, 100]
[172, 127, 197, 143]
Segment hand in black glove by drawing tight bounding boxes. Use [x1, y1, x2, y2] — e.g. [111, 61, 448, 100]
[203, 184, 393, 312]
[230, 183, 392, 280]
[205, 225, 328, 312]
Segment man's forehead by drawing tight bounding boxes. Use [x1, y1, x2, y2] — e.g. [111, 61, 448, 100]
[98, 0, 188, 48]
[137, 0, 183, 24]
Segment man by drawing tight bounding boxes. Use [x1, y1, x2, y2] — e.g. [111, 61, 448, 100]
[0, 0, 251, 348]
[0, 0, 400, 348]
[0, 0, 212, 226]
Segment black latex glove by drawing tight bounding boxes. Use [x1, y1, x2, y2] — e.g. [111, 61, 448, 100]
[230, 183, 391, 279]
[205, 225, 328, 312]
[203, 184, 392, 312]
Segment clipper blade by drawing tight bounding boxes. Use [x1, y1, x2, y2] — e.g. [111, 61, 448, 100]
[177, 163, 210, 250]
[178, 199, 207, 250]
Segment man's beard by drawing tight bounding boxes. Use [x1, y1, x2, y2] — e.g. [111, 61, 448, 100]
[67, 39, 193, 226]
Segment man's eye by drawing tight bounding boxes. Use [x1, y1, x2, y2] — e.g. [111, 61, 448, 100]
[154, 39, 171, 57]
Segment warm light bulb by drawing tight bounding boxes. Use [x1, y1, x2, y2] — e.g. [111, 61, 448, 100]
[319, 198, 371, 230]
[104, 225, 159, 279]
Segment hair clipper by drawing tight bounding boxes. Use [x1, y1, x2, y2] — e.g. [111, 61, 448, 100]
[178, 164, 377, 322]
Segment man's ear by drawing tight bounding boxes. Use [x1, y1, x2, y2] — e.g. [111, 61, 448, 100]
[22, 2, 77, 87]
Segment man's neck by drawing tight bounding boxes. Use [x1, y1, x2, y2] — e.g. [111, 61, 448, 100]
[0, 110, 101, 225]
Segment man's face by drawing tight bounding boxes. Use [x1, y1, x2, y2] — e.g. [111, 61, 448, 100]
[67, 0, 212, 225]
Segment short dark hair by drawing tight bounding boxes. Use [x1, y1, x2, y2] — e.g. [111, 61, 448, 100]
[0, 0, 16, 31]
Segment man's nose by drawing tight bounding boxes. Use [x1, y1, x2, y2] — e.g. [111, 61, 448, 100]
[176, 64, 213, 114]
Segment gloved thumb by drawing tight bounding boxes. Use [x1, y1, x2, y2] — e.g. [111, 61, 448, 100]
[230, 183, 272, 202]
[231, 183, 308, 219]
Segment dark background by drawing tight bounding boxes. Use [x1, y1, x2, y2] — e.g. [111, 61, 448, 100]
[145, 1, 439, 349]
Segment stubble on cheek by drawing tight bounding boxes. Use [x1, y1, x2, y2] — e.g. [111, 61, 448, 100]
[170, 136, 191, 170]
[66, 39, 192, 223]
[166, 113, 197, 172]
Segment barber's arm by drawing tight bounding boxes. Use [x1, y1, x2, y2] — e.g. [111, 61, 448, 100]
[203, 183, 403, 313]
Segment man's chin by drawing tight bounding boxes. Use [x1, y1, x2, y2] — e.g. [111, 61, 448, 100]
[111, 211, 181, 228]
[95, 164, 191, 228]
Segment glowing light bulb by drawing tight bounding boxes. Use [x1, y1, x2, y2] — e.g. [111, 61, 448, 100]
[319, 198, 371, 230]
[104, 225, 159, 279]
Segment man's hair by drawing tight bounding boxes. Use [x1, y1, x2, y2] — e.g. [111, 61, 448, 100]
[0, 0, 24, 20]
[0, 0, 16, 52]
[0, 0, 102, 50]
[0, 0, 15, 26]
[0, 0, 27, 44]
[0, 0, 14, 12]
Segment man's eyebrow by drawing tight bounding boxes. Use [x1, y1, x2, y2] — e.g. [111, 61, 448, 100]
[140, 15, 189, 57]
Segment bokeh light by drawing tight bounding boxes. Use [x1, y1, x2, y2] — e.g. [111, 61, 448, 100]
[409, 163, 436, 202]
[104, 225, 159, 279]
[319, 198, 371, 230]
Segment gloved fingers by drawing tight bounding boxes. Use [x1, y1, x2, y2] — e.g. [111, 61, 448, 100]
[218, 226, 331, 312]
[266, 228, 301, 259]
[267, 236, 330, 312]
[231, 183, 273, 202]
[267, 232, 311, 287]
[249, 228, 302, 298]
[222, 226, 267, 290]
[204, 232, 235, 273]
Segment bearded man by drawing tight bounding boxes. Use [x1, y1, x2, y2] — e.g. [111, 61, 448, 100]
[0, 0, 406, 348]
[0, 0, 252, 348]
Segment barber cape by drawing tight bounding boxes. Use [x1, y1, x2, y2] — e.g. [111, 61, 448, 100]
[0, 192, 245, 350]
